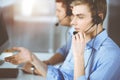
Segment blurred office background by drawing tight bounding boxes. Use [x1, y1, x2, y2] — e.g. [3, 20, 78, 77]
[0, 0, 120, 53]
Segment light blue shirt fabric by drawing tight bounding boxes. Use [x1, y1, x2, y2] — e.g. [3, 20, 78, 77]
[56, 27, 75, 58]
[46, 29, 120, 80]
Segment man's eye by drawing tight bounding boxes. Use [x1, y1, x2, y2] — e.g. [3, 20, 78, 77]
[78, 16, 84, 19]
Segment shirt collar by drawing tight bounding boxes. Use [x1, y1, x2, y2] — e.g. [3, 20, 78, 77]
[86, 29, 108, 50]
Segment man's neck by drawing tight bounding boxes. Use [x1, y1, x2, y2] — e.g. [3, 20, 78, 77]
[85, 24, 103, 43]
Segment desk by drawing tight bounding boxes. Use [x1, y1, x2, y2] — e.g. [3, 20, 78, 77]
[0, 52, 54, 80]
[0, 69, 46, 80]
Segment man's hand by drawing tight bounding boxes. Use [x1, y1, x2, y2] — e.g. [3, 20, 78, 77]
[5, 47, 48, 77]
[5, 47, 33, 65]
[22, 62, 34, 74]
[72, 32, 86, 57]
[22, 62, 42, 75]
[72, 32, 86, 80]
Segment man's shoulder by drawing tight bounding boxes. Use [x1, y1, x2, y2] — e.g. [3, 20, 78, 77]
[102, 37, 120, 50]
[97, 37, 120, 59]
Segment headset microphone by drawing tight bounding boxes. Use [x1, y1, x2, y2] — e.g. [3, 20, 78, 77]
[85, 23, 96, 33]
[55, 22, 59, 27]
[55, 15, 67, 27]
[73, 23, 96, 35]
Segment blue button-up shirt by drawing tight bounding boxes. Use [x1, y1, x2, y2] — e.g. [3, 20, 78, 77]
[46, 29, 120, 80]
[56, 27, 75, 58]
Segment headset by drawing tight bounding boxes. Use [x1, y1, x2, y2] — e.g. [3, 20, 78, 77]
[88, 0, 103, 80]
[93, 14, 102, 25]
[73, 0, 103, 34]
[92, 0, 102, 25]
[64, 0, 72, 16]
[55, 0, 72, 26]
[55, 15, 67, 26]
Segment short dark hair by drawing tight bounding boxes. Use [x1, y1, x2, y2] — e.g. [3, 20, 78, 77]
[70, 0, 107, 23]
[56, 0, 73, 16]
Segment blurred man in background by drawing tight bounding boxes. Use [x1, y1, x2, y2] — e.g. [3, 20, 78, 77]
[21, 0, 74, 74]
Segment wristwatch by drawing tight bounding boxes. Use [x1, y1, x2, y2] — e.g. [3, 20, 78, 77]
[31, 66, 35, 74]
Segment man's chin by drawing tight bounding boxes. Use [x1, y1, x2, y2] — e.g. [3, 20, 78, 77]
[61, 23, 70, 26]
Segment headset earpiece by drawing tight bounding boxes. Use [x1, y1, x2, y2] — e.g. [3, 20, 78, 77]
[66, 7, 72, 16]
[92, 0, 102, 25]
[93, 15, 102, 25]
[64, 0, 72, 16]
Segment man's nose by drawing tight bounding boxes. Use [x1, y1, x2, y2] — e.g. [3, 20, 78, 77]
[70, 16, 76, 26]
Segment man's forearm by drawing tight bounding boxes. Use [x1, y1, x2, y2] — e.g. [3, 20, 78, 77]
[74, 55, 85, 80]
[44, 53, 65, 65]
[31, 54, 48, 77]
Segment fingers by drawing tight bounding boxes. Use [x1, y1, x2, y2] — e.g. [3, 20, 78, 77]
[5, 55, 17, 64]
[12, 47, 24, 52]
[4, 48, 14, 52]
[5, 55, 23, 64]
[22, 63, 33, 74]
[73, 32, 86, 41]
[4, 47, 24, 53]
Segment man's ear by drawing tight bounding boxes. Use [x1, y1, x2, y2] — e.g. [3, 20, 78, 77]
[98, 12, 104, 20]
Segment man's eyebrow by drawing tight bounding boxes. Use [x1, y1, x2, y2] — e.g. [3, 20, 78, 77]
[76, 14, 84, 16]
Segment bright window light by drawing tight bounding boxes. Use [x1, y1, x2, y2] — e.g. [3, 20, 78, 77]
[21, 0, 35, 16]
[34, 0, 50, 15]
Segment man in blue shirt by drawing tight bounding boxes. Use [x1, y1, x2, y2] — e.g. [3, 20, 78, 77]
[70, 0, 120, 80]
[42, 0, 74, 66]
[5, 0, 120, 80]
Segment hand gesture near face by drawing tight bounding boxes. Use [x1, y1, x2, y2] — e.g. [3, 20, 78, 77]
[72, 32, 86, 58]
[72, 32, 86, 80]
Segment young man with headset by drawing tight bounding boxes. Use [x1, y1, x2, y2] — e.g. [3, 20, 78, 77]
[5, 0, 120, 80]
[71, 0, 120, 80]
[42, 0, 74, 66]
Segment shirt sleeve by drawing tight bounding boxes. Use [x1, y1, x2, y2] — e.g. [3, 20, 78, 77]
[46, 65, 73, 80]
[56, 38, 71, 58]
[78, 49, 120, 80]
[77, 76, 86, 80]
